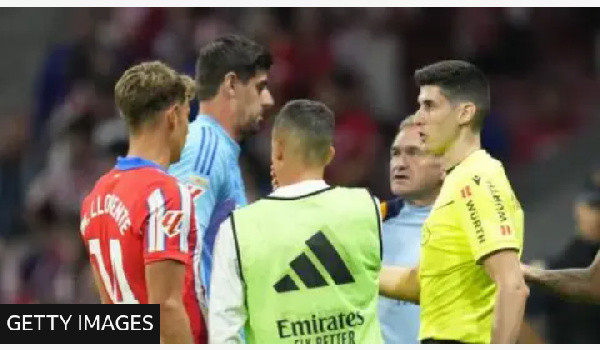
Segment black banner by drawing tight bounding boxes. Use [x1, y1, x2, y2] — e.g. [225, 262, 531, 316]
[0, 304, 159, 344]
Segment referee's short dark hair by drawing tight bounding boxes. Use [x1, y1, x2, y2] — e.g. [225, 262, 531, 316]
[273, 99, 335, 167]
[415, 60, 490, 131]
[195, 34, 272, 100]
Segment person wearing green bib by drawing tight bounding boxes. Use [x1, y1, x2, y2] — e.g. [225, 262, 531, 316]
[208, 99, 383, 344]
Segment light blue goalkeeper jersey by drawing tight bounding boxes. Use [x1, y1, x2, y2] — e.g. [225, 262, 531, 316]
[169, 114, 247, 306]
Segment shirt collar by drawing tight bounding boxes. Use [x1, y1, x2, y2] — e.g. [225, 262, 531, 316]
[270, 180, 329, 198]
[446, 149, 486, 174]
[403, 201, 433, 213]
[115, 156, 165, 171]
[195, 113, 241, 156]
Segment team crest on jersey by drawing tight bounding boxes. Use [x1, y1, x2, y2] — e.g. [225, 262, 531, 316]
[161, 210, 184, 238]
[189, 175, 209, 188]
[188, 175, 209, 200]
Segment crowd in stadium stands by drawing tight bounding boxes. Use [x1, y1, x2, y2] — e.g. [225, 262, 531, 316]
[0, 7, 599, 342]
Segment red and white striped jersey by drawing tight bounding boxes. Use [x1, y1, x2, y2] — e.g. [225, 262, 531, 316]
[80, 156, 206, 343]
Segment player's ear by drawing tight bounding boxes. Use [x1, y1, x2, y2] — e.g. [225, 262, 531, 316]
[165, 105, 177, 132]
[271, 127, 284, 160]
[223, 72, 237, 98]
[324, 146, 335, 166]
[271, 134, 285, 163]
[458, 102, 476, 127]
[276, 138, 285, 162]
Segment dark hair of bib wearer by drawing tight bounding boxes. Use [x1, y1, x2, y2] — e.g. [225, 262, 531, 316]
[273, 99, 335, 167]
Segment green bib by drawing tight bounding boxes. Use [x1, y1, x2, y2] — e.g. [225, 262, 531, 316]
[231, 186, 383, 344]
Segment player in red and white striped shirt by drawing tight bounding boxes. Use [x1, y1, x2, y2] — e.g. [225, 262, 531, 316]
[80, 62, 206, 343]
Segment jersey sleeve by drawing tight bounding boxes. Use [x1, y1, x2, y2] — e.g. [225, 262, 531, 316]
[142, 180, 195, 265]
[455, 174, 520, 263]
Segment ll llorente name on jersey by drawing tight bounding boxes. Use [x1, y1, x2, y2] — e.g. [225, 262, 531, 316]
[81, 194, 132, 235]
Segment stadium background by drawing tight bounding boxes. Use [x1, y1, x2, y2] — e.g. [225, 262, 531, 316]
[0, 7, 598, 342]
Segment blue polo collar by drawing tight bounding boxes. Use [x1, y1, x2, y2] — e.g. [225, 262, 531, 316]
[115, 156, 165, 171]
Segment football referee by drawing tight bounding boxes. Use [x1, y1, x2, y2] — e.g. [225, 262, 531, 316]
[208, 99, 383, 344]
[380, 61, 529, 344]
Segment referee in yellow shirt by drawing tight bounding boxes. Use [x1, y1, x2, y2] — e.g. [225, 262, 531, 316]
[380, 60, 529, 344]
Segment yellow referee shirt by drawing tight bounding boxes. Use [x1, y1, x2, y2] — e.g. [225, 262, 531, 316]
[419, 150, 524, 344]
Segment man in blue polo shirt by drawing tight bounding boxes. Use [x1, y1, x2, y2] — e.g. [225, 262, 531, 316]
[379, 115, 443, 344]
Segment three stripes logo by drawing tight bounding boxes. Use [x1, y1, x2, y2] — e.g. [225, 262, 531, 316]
[274, 231, 355, 293]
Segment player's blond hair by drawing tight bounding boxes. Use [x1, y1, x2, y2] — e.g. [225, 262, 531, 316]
[115, 61, 196, 131]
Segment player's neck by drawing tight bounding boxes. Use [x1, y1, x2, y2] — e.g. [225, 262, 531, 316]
[200, 100, 239, 142]
[127, 134, 171, 169]
[442, 129, 481, 172]
[277, 167, 325, 187]
[408, 190, 440, 207]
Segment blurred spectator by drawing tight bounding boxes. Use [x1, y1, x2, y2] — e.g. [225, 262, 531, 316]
[153, 9, 195, 71]
[331, 8, 404, 122]
[26, 108, 108, 224]
[0, 116, 27, 238]
[11, 219, 95, 304]
[256, 9, 333, 104]
[511, 79, 580, 163]
[525, 173, 600, 343]
[317, 68, 382, 189]
[32, 8, 101, 141]
[481, 111, 511, 164]
[453, 8, 537, 77]
[99, 8, 164, 65]
[288, 8, 333, 98]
